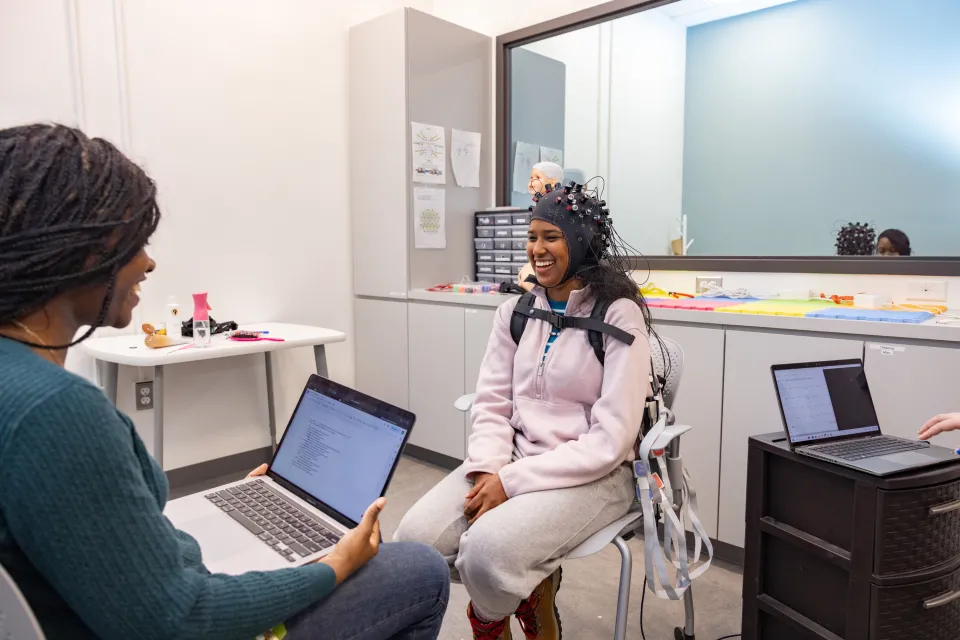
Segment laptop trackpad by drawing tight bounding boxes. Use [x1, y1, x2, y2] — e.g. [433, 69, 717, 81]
[181, 513, 254, 563]
[878, 451, 935, 466]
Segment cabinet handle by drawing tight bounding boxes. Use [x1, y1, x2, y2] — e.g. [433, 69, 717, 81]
[923, 590, 960, 610]
[929, 500, 960, 516]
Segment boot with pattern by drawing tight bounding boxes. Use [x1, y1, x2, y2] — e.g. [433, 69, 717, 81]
[514, 568, 562, 639]
[468, 602, 513, 640]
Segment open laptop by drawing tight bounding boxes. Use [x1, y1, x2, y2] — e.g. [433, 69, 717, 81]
[165, 374, 414, 575]
[771, 359, 958, 476]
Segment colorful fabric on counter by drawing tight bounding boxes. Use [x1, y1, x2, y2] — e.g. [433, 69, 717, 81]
[647, 298, 748, 311]
[805, 308, 935, 323]
[714, 299, 837, 317]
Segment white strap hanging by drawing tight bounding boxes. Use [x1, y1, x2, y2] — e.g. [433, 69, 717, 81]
[634, 394, 713, 600]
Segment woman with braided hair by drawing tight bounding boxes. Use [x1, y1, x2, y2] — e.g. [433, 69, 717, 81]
[0, 124, 449, 640]
[395, 180, 655, 640]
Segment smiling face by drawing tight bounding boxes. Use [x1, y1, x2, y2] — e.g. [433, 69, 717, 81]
[527, 219, 569, 288]
[69, 248, 156, 329]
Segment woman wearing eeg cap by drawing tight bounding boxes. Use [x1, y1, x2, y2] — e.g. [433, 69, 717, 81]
[396, 179, 657, 639]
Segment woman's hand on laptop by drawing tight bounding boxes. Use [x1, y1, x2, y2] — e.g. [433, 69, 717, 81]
[321, 497, 386, 584]
[247, 463, 268, 477]
[919, 413, 960, 441]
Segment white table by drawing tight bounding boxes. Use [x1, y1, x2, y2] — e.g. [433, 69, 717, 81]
[80, 323, 346, 467]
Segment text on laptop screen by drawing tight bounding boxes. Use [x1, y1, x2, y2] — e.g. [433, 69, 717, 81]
[271, 389, 407, 523]
[774, 363, 880, 444]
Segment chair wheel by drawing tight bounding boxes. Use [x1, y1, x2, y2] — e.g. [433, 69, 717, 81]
[674, 628, 694, 640]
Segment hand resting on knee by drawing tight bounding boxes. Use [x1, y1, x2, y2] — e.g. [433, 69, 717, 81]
[464, 472, 508, 524]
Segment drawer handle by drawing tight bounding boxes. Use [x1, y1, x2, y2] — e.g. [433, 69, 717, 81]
[923, 590, 960, 610]
[929, 500, 960, 516]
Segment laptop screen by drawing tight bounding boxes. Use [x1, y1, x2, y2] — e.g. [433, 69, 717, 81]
[269, 380, 411, 524]
[772, 360, 881, 445]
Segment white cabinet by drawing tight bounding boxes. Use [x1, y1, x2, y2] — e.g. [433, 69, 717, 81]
[464, 308, 497, 454]
[354, 298, 409, 410]
[717, 330, 863, 546]
[464, 309, 496, 394]
[865, 340, 960, 451]
[653, 322, 725, 538]
[408, 303, 466, 459]
[349, 10, 491, 297]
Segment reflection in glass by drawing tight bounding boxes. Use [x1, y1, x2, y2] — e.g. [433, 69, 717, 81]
[508, 0, 960, 257]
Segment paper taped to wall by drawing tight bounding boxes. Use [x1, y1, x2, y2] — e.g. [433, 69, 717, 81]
[451, 129, 481, 188]
[539, 146, 563, 165]
[513, 142, 538, 193]
[413, 187, 446, 249]
[411, 122, 446, 184]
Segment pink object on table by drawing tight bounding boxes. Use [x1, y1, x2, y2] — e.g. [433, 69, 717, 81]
[192, 292, 210, 321]
[646, 298, 746, 311]
[229, 336, 285, 342]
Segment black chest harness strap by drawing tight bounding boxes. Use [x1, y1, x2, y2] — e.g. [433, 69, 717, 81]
[509, 292, 635, 364]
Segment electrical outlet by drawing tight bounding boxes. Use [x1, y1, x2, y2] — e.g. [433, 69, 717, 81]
[906, 280, 947, 302]
[695, 276, 723, 294]
[135, 381, 154, 411]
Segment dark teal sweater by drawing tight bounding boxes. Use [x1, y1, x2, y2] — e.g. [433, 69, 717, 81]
[0, 338, 336, 639]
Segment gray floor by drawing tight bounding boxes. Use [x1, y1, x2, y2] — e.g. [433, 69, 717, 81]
[171, 455, 744, 639]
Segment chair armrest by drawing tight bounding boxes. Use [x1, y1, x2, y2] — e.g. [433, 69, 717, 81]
[649, 423, 692, 450]
[454, 394, 476, 412]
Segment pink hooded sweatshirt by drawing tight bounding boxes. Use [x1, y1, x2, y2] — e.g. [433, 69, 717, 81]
[464, 286, 652, 497]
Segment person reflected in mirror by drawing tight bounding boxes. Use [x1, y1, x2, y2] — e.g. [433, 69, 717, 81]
[835, 222, 877, 256]
[876, 229, 911, 256]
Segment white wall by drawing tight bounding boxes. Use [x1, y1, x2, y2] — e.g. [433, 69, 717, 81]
[608, 11, 687, 256]
[0, 0, 429, 470]
[522, 26, 602, 181]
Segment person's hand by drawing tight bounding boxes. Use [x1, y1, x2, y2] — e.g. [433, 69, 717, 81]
[247, 463, 268, 477]
[321, 497, 385, 584]
[464, 473, 508, 524]
[919, 413, 960, 441]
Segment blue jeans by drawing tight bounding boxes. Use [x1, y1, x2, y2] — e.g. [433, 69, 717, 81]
[287, 542, 450, 640]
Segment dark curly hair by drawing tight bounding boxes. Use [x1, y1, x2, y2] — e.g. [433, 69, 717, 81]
[0, 123, 161, 348]
[878, 228, 911, 256]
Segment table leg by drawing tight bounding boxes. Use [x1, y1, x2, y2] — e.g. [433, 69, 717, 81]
[264, 352, 277, 450]
[313, 344, 329, 379]
[154, 365, 164, 469]
[96, 360, 119, 405]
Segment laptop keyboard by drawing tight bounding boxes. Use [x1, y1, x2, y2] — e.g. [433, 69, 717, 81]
[807, 435, 929, 461]
[205, 479, 341, 563]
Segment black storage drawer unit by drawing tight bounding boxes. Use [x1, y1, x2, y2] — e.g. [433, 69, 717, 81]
[874, 480, 960, 577]
[870, 567, 960, 640]
[742, 433, 960, 639]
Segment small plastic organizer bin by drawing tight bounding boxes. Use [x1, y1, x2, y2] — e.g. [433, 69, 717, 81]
[475, 209, 529, 281]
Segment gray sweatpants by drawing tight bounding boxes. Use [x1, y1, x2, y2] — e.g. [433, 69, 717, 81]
[393, 462, 635, 621]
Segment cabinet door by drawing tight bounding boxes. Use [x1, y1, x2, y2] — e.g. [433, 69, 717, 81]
[354, 298, 409, 410]
[464, 309, 496, 395]
[718, 330, 863, 547]
[865, 341, 960, 451]
[408, 303, 466, 459]
[653, 322, 725, 539]
[464, 308, 497, 456]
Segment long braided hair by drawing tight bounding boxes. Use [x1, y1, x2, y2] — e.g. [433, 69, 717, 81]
[0, 124, 161, 348]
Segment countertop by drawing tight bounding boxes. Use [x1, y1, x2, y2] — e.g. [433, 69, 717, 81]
[402, 289, 960, 344]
